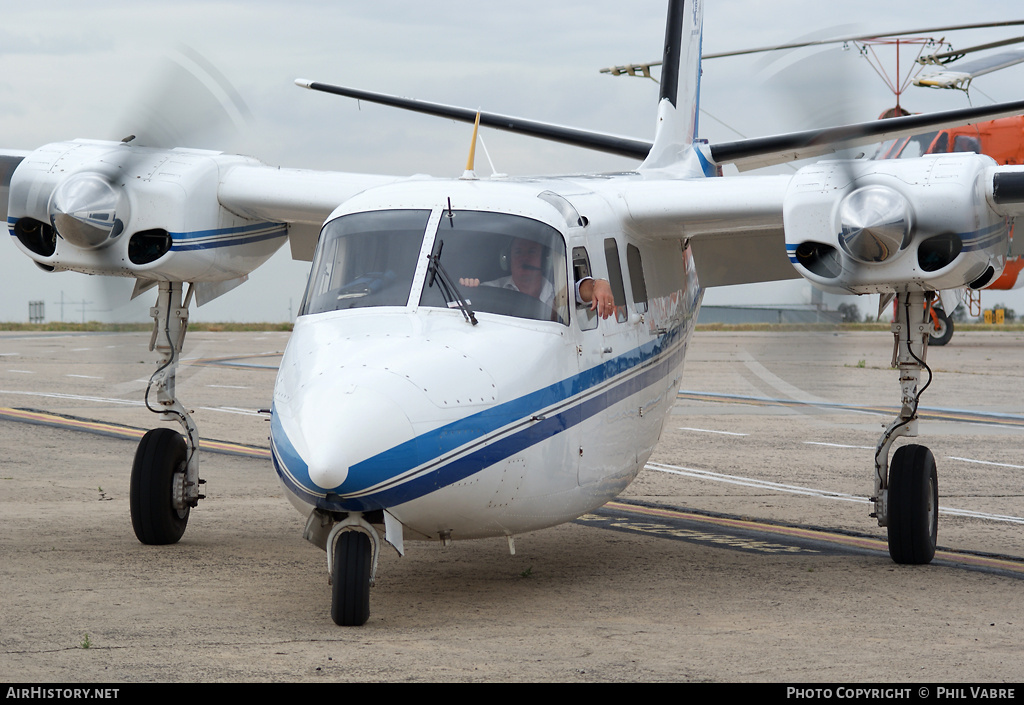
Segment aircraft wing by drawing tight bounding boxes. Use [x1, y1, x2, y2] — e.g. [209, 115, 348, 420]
[620, 175, 796, 287]
[217, 165, 402, 260]
[1, 150, 30, 224]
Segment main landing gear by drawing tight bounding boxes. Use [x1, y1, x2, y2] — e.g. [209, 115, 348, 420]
[130, 282, 205, 545]
[871, 290, 938, 564]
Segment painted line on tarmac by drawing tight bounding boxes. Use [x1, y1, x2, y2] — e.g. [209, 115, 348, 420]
[0, 388, 143, 406]
[646, 461, 1024, 526]
[678, 390, 1024, 428]
[588, 499, 1024, 577]
[0, 407, 270, 459]
[6, 405, 1022, 575]
[677, 426, 748, 436]
[647, 461, 868, 503]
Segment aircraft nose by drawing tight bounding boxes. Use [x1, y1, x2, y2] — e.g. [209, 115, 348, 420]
[289, 381, 416, 493]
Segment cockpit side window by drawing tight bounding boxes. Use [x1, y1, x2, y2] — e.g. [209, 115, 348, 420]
[603, 237, 629, 324]
[626, 243, 649, 314]
[419, 210, 569, 325]
[300, 209, 430, 316]
[572, 246, 598, 331]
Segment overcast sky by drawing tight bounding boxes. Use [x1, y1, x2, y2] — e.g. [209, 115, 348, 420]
[4, 0, 1024, 322]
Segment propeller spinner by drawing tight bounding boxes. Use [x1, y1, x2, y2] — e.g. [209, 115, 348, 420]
[48, 171, 129, 249]
[837, 185, 913, 263]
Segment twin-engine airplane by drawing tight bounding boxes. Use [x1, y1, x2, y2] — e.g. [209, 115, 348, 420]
[6, 1, 1024, 625]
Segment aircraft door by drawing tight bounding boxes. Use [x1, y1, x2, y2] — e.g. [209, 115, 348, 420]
[576, 237, 641, 488]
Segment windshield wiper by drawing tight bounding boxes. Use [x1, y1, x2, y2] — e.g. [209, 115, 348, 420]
[427, 240, 478, 325]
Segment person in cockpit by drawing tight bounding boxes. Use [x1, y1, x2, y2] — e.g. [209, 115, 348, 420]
[459, 237, 617, 320]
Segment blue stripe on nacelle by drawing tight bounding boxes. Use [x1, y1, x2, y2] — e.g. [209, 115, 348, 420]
[169, 222, 287, 252]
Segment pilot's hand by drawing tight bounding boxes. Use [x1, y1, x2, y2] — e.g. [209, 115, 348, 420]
[581, 278, 617, 320]
[459, 278, 481, 287]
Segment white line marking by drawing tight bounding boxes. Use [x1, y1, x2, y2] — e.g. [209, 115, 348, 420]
[804, 441, 875, 450]
[948, 456, 1024, 470]
[646, 462, 1024, 525]
[206, 384, 249, 389]
[678, 427, 748, 436]
[7, 370, 34, 374]
[66, 374, 103, 380]
[199, 406, 264, 416]
[648, 462, 868, 502]
[0, 389, 142, 406]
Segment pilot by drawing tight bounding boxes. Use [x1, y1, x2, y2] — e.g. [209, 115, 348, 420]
[459, 238, 617, 320]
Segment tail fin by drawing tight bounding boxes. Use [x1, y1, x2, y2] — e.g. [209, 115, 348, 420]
[640, 0, 708, 176]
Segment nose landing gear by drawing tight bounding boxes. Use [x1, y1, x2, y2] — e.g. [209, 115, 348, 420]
[320, 514, 386, 626]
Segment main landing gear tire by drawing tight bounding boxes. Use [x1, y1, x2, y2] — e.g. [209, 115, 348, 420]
[331, 531, 372, 626]
[887, 444, 938, 565]
[130, 428, 189, 545]
[929, 308, 954, 346]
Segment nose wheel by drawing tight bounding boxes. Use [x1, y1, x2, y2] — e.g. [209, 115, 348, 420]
[325, 517, 381, 626]
[331, 531, 372, 626]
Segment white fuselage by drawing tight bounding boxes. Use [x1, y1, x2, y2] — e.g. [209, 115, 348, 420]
[270, 177, 702, 540]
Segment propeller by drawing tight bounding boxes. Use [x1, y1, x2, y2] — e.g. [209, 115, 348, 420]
[44, 46, 253, 324]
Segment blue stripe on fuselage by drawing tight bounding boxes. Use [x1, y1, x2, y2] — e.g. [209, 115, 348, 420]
[271, 323, 690, 512]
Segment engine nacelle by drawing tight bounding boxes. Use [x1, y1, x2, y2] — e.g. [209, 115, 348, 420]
[784, 153, 1008, 295]
[6, 139, 288, 286]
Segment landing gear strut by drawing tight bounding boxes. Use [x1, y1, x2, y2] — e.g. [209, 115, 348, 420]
[129, 281, 204, 545]
[871, 290, 938, 564]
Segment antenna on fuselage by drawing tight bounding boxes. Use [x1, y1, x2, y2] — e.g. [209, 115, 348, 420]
[461, 112, 482, 180]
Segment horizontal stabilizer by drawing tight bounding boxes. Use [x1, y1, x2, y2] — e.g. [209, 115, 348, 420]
[296, 79, 1024, 175]
[712, 98, 1024, 171]
[295, 79, 651, 161]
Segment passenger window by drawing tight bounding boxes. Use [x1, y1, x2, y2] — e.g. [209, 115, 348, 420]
[603, 238, 629, 323]
[626, 244, 648, 313]
[572, 246, 597, 331]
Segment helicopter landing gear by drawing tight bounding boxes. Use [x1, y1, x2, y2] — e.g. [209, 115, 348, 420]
[871, 290, 938, 565]
[130, 281, 204, 544]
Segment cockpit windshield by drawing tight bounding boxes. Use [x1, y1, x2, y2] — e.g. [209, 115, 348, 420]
[300, 208, 569, 325]
[300, 210, 429, 315]
[420, 210, 569, 325]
